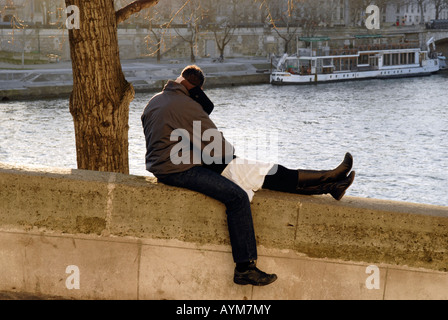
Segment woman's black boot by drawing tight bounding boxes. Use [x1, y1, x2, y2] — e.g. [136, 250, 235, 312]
[297, 152, 353, 188]
[296, 171, 356, 201]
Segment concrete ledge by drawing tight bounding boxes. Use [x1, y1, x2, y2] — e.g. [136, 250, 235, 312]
[1, 163, 447, 300]
[0, 60, 271, 101]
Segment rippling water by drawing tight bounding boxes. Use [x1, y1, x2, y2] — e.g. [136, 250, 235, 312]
[1, 74, 447, 206]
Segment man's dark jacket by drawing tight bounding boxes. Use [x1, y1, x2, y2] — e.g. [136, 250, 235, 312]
[141, 81, 234, 177]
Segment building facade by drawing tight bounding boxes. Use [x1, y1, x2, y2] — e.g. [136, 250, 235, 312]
[0, 0, 447, 61]
[2, 0, 446, 27]
[384, 0, 448, 26]
[0, 0, 65, 25]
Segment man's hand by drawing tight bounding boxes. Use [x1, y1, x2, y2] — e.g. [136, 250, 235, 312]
[176, 76, 196, 90]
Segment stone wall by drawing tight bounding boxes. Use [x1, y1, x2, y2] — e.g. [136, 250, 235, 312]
[0, 163, 447, 300]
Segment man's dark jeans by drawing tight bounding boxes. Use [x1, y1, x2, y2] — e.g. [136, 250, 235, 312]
[157, 166, 258, 263]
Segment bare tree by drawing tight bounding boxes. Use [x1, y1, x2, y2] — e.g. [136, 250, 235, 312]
[174, 0, 204, 63]
[414, 0, 427, 23]
[212, 22, 236, 61]
[143, 4, 170, 62]
[65, 0, 159, 174]
[300, 0, 326, 37]
[431, 0, 448, 19]
[346, 0, 371, 26]
[258, 0, 303, 54]
[374, 0, 397, 16]
[206, 0, 239, 61]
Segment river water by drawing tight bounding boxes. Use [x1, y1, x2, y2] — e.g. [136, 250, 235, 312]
[1, 73, 447, 206]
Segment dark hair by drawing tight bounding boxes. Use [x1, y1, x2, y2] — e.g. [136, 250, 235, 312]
[181, 65, 205, 87]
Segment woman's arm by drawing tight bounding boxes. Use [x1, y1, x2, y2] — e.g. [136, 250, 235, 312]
[188, 86, 215, 115]
[177, 76, 215, 115]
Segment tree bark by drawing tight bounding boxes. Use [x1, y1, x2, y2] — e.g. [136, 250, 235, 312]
[66, 0, 135, 174]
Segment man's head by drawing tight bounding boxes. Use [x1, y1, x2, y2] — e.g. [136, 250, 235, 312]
[181, 65, 205, 88]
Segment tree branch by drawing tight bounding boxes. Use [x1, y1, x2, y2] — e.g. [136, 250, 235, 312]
[116, 0, 159, 24]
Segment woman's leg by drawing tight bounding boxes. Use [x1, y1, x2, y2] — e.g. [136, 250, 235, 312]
[262, 165, 298, 193]
[262, 153, 355, 200]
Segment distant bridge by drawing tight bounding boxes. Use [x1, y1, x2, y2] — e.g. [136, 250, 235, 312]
[422, 29, 448, 56]
[423, 29, 448, 44]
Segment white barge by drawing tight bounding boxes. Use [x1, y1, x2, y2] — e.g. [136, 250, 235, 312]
[271, 37, 441, 85]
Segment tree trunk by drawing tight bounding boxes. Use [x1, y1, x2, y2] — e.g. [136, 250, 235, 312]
[65, 0, 135, 174]
[215, 35, 225, 60]
[190, 43, 196, 63]
[157, 39, 162, 62]
[284, 40, 289, 54]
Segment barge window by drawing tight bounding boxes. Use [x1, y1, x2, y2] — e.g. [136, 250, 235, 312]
[384, 54, 391, 66]
[400, 53, 407, 64]
[392, 53, 399, 65]
[359, 54, 369, 65]
[334, 58, 340, 71]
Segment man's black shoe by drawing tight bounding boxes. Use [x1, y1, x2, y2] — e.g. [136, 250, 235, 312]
[234, 262, 277, 286]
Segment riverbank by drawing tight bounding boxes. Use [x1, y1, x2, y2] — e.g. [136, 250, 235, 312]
[0, 58, 272, 101]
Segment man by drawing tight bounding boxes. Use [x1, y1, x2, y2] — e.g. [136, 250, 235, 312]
[142, 65, 355, 286]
